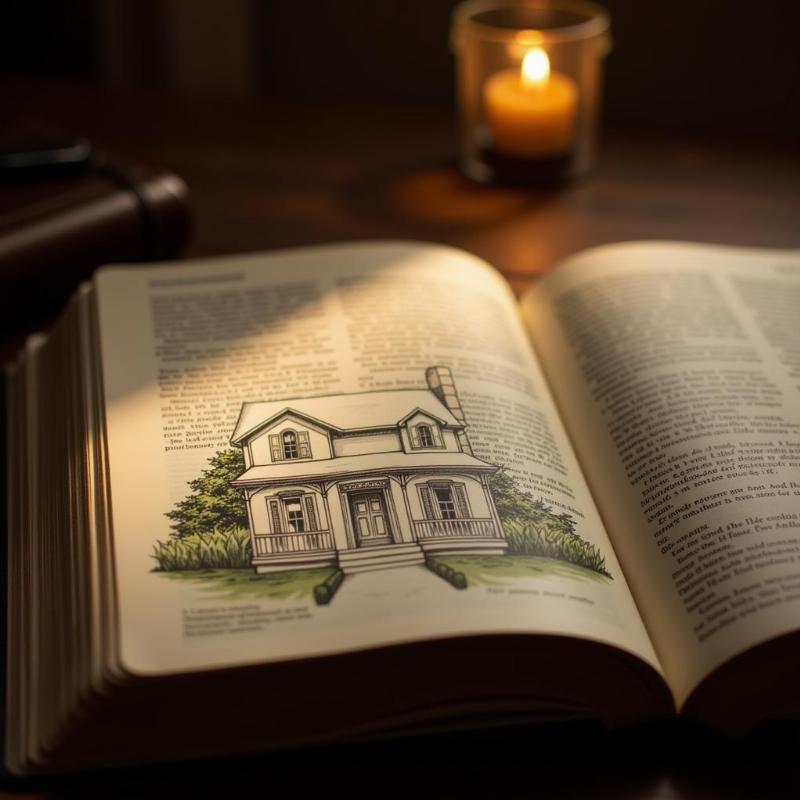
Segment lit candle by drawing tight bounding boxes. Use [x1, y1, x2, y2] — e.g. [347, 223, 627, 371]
[483, 47, 578, 159]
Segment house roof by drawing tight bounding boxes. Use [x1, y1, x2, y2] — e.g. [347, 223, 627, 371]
[230, 389, 462, 444]
[231, 451, 497, 486]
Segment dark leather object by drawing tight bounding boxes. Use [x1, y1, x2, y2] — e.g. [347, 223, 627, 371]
[0, 164, 192, 325]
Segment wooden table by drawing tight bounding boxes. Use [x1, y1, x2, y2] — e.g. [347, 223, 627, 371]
[5, 76, 799, 298]
[2, 76, 800, 799]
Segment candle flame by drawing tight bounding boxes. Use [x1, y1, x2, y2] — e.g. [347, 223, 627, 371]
[521, 47, 550, 88]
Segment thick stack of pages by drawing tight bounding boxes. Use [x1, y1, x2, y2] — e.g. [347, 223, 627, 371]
[6, 285, 120, 775]
[5, 241, 800, 776]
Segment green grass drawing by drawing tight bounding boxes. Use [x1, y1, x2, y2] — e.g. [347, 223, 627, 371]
[435, 555, 611, 586]
[158, 567, 338, 601]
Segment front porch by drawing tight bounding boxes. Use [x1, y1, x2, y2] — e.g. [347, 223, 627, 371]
[251, 514, 507, 574]
[414, 517, 508, 557]
[413, 517, 498, 539]
[252, 530, 337, 573]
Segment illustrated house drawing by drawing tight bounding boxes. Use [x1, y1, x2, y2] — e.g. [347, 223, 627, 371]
[230, 366, 507, 574]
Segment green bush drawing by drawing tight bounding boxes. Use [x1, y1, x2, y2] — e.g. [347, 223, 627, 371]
[500, 519, 609, 576]
[155, 448, 252, 572]
[488, 470, 611, 578]
[165, 448, 248, 538]
[313, 570, 345, 605]
[425, 558, 468, 589]
[152, 526, 252, 571]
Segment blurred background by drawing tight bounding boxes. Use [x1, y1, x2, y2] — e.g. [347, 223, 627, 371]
[3, 0, 799, 141]
[2, 0, 798, 337]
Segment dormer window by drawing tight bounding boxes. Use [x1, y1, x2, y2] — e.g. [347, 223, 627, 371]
[282, 430, 298, 459]
[269, 429, 312, 461]
[418, 424, 434, 448]
[410, 421, 442, 449]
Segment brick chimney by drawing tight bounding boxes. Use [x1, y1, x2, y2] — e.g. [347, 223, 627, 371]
[425, 366, 473, 455]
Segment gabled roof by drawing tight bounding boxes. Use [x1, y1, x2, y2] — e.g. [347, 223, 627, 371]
[230, 389, 462, 445]
[231, 451, 497, 485]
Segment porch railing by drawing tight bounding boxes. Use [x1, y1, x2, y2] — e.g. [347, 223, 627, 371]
[253, 530, 334, 556]
[413, 518, 498, 540]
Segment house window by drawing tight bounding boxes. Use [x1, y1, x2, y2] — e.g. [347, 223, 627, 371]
[418, 424, 434, 448]
[419, 482, 471, 520]
[410, 422, 441, 449]
[283, 498, 305, 532]
[267, 493, 320, 533]
[282, 430, 298, 459]
[283, 497, 306, 533]
[434, 486, 457, 519]
[269, 429, 312, 461]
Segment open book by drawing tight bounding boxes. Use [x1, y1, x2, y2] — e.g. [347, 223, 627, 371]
[6, 240, 800, 776]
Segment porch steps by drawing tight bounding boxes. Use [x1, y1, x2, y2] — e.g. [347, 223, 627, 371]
[419, 537, 508, 557]
[338, 543, 425, 574]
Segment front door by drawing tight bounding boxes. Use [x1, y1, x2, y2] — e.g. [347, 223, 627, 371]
[350, 492, 391, 547]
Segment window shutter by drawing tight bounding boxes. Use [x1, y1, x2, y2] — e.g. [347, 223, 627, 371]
[303, 495, 318, 531]
[432, 425, 442, 447]
[419, 486, 436, 519]
[269, 434, 282, 462]
[454, 484, 470, 518]
[298, 430, 311, 458]
[268, 499, 282, 532]
[410, 426, 420, 448]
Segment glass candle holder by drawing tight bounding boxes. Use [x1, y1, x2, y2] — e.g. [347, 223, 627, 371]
[451, 0, 611, 184]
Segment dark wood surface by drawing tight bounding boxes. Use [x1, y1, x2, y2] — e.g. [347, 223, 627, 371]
[5, 76, 800, 291]
[2, 76, 800, 799]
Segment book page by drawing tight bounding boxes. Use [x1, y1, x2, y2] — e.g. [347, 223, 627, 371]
[521, 241, 800, 706]
[93, 241, 658, 677]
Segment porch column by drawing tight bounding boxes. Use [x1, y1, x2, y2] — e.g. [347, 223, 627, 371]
[335, 483, 357, 550]
[388, 473, 415, 544]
